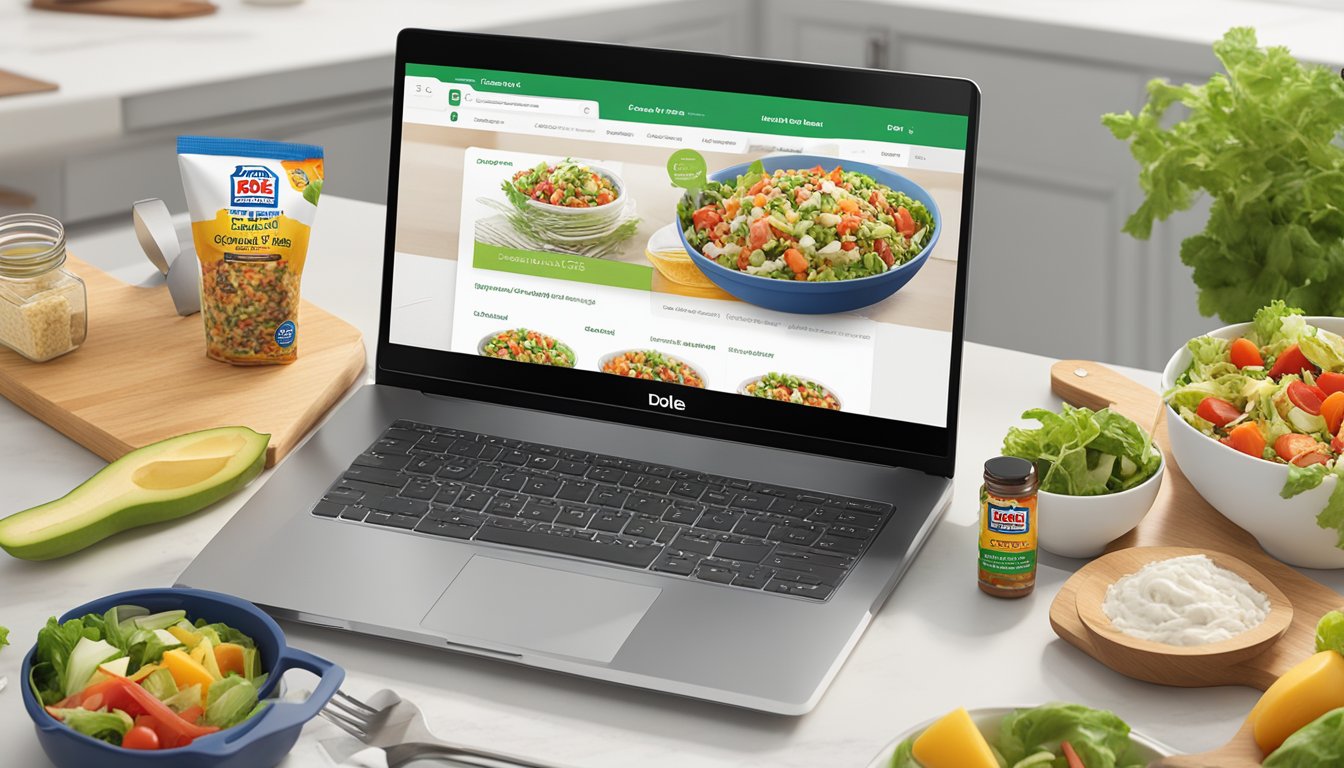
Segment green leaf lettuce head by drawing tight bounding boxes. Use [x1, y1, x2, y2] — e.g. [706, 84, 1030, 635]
[1103, 28, 1344, 324]
[1263, 707, 1344, 767]
[1314, 610, 1344, 655]
[889, 704, 1144, 768]
[1002, 405, 1161, 495]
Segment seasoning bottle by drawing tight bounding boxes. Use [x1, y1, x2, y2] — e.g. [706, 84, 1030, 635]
[0, 213, 87, 362]
[978, 456, 1039, 599]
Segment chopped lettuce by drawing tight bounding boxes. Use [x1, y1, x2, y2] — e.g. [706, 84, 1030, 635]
[1263, 707, 1344, 767]
[140, 668, 179, 701]
[163, 683, 203, 714]
[0, 624, 8, 652]
[204, 675, 266, 728]
[46, 707, 133, 745]
[1002, 405, 1160, 495]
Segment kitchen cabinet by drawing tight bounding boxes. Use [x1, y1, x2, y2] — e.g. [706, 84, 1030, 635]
[762, 0, 1221, 369]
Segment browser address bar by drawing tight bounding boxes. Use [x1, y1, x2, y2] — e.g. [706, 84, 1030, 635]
[465, 92, 599, 119]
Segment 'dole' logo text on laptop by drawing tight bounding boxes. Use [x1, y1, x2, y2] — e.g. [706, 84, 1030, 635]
[230, 164, 280, 209]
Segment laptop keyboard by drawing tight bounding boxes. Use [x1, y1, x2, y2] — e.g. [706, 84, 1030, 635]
[310, 419, 895, 601]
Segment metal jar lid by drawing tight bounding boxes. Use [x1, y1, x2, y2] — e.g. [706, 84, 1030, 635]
[984, 456, 1036, 484]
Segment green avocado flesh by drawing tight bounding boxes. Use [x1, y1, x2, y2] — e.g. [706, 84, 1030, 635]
[0, 426, 269, 560]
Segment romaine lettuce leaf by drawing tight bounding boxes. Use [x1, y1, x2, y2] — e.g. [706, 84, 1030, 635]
[888, 737, 918, 767]
[1263, 707, 1344, 767]
[31, 616, 100, 704]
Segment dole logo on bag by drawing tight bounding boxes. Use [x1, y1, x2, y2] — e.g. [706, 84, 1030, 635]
[230, 165, 280, 208]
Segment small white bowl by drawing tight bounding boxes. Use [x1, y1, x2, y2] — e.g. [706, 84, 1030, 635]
[864, 706, 1175, 767]
[1162, 317, 1344, 569]
[1037, 451, 1165, 559]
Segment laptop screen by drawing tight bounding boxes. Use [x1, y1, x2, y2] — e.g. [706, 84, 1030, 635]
[382, 34, 977, 473]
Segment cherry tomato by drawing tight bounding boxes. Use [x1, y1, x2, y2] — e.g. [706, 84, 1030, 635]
[122, 725, 160, 751]
[1288, 380, 1325, 415]
[1229, 337, 1263, 369]
[1317, 372, 1344, 395]
[1269, 344, 1318, 380]
[1196, 397, 1241, 428]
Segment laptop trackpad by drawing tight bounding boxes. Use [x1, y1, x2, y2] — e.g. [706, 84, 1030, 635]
[420, 556, 661, 663]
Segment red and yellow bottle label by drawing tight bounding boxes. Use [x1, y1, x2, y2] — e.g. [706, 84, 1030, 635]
[978, 489, 1038, 580]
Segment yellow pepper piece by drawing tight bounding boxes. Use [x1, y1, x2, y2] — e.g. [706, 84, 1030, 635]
[127, 663, 160, 683]
[162, 648, 216, 696]
[1253, 650, 1344, 754]
[167, 625, 202, 648]
[912, 708, 998, 768]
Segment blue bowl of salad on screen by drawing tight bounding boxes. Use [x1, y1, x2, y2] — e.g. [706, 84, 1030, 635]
[675, 154, 941, 314]
[20, 587, 343, 768]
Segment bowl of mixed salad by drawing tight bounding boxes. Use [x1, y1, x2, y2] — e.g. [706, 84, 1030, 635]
[20, 587, 342, 768]
[676, 155, 940, 314]
[867, 703, 1173, 767]
[738, 372, 841, 410]
[1162, 302, 1344, 568]
[599, 349, 706, 388]
[501, 158, 628, 242]
[478, 328, 576, 368]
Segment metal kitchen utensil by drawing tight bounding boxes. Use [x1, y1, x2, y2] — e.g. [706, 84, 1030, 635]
[132, 198, 199, 315]
[321, 689, 567, 768]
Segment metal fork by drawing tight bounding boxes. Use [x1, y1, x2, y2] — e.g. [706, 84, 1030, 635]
[321, 688, 568, 768]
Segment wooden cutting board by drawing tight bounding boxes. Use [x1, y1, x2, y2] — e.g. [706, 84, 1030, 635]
[1048, 360, 1344, 690]
[31, 0, 216, 18]
[0, 70, 58, 99]
[0, 255, 365, 468]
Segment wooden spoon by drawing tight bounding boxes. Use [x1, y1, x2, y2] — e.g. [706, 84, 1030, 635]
[1148, 718, 1261, 767]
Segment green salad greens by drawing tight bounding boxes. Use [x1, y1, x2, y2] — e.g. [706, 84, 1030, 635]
[0, 624, 8, 652]
[1103, 27, 1344, 324]
[1001, 405, 1161, 496]
[891, 703, 1145, 768]
[29, 605, 269, 751]
[1166, 302, 1344, 547]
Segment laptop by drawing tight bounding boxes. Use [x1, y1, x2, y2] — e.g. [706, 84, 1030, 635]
[179, 29, 979, 715]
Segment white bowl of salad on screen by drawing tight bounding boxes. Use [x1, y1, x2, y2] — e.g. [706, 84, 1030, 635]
[1162, 302, 1344, 569]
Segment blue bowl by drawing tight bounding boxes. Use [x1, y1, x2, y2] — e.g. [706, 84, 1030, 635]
[21, 587, 344, 768]
[676, 154, 942, 314]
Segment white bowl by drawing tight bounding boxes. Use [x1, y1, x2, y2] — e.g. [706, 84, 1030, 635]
[864, 706, 1175, 767]
[1162, 316, 1344, 569]
[1037, 451, 1164, 559]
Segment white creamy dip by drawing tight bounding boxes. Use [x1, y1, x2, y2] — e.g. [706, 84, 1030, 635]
[1102, 554, 1270, 646]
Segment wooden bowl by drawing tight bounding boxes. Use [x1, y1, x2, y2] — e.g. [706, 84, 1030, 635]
[1073, 546, 1294, 685]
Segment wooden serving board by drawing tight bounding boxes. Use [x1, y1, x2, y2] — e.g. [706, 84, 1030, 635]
[0, 69, 58, 100]
[31, 0, 217, 19]
[1048, 360, 1344, 690]
[0, 255, 365, 468]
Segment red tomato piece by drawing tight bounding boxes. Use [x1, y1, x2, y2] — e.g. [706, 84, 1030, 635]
[122, 725, 160, 750]
[1318, 372, 1344, 395]
[1288, 380, 1325, 415]
[1196, 397, 1241, 428]
[690, 206, 722, 232]
[1275, 433, 1329, 467]
[1269, 344, 1318, 380]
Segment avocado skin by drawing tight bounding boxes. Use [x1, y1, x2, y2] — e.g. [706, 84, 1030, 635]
[0, 429, 268, 561]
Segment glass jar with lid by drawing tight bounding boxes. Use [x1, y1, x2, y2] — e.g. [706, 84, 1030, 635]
[0, 213, 87, 362]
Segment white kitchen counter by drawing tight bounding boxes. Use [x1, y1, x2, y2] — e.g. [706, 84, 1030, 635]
[2, 0, 1342, 162]
[3, 195, 1344, 766]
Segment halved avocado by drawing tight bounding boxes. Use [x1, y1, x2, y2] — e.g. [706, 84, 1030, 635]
[0, 426, 268, 560]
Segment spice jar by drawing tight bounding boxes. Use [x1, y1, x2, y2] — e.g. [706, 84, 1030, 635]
[977, 456, 1039, 598]
[0, 213, 87, 362]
